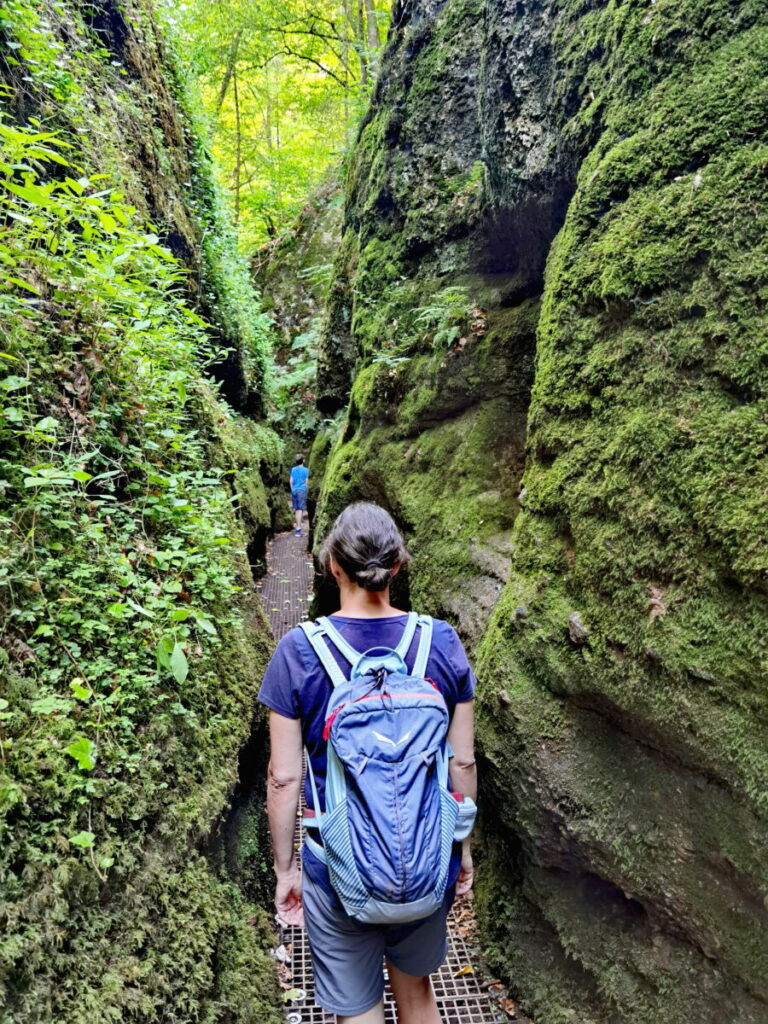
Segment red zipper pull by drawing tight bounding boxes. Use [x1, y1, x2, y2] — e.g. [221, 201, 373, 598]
[323, 708, 341, 741]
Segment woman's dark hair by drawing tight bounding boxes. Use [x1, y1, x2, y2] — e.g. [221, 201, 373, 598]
[319, 502, 410, 592]
[295, 454, 304, 465]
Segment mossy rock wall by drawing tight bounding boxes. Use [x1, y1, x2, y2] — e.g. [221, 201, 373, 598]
[0, 3, 281, 1021]
[315, 0, 768, 1020]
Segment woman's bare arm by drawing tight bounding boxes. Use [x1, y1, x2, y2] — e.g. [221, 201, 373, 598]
[447, 700, 477, 896]
[267, 710, 304, 926]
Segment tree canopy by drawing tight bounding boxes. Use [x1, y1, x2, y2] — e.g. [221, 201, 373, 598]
[166, 0, 391, 247]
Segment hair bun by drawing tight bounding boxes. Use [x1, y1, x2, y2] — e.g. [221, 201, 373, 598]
[354, 564, 392, 592]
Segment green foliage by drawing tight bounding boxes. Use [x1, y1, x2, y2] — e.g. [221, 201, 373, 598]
[0, 84, 279, 1020]
[413, 285, 474, 350]
[268, 315, 326, 440]
[0, 0, 78, 101]
[165, 0, 392, 245]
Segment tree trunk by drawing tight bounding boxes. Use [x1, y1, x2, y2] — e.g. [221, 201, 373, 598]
[215, 28, 243, 115]
[364, 0, 379, 51]
[233, 62, 242, 224]
[357, 0, 369, 86]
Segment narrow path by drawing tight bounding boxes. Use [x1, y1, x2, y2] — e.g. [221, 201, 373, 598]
[257, 530, 526, 1024]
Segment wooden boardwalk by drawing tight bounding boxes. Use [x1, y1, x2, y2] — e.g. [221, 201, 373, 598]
[257, 529, 526, 1024]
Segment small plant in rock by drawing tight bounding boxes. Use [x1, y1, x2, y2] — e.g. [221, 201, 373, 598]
[413, 285, 475, 350]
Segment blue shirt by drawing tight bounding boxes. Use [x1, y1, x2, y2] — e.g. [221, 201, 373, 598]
[290, 465, 309, 490]
[258, 613, 476, 895]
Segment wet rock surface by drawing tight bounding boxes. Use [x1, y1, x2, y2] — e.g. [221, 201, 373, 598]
[312, 0, 768, 1021]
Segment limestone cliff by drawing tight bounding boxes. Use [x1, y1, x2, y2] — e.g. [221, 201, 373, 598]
[314, 0, 768, 1020]
[0, 2, 281, 1020]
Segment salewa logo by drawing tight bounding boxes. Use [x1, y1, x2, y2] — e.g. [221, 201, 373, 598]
[372, 730, 413, 748]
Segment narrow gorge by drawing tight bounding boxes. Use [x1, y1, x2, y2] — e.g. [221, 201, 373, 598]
[1, 1, 767, 1023]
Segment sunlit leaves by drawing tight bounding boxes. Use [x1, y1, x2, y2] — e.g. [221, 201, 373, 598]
[65, 737, 97, 770]
[166, 0, 391, 244]
[68, 830, 95, 847]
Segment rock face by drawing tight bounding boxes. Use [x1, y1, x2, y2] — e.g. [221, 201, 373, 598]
[315, 0, 768, 1020]
[0, 3, 281, 1021]
[253, 173, 344, 355]
[253, 174, 344, 524]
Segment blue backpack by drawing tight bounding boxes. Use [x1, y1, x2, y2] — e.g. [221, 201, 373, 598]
[299, 612, 476, 924]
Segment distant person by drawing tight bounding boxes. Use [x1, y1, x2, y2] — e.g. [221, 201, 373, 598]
[259, 502, 477, 1024]
[290, 454, 309, 536]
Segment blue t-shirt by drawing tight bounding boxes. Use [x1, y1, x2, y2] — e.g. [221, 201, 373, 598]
[258, 613, 476, 896]
[290, 465, 309, 491]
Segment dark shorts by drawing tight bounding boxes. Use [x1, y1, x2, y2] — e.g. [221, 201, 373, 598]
[301, 867, 455, 1016]
[291, 488, 307, 511]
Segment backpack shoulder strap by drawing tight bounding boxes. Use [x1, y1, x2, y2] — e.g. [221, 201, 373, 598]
[395, 611, 419, 660]
[412, 614, 434, 678]
[315, 615, 360, 664]
[317, 610, 419, 665]
[298, 620, 347, 689]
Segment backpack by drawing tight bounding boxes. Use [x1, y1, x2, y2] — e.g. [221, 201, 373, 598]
[299, 612, 477, 924]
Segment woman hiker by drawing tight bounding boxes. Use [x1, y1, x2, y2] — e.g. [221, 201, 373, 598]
[290, 454, 309, 535]
[259, 501, 477, 1024]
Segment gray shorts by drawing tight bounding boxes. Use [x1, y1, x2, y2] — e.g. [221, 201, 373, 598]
[301, 868, 455, 1016]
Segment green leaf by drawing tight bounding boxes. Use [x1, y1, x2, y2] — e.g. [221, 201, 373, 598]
[170, 642, 188, 684]
[0, 699, 8, 711]
[4, 276, 40, 294]
[23, 476, 73, 487]
[72, 470, 93, 483]
[170, 608, 190, 621]
[126, 599, 153, 618]
[34, 416, 58, 432]
[195, 617, 217, 636]
[0, 781, 24, 812]
[69, 681, 93, 701]
[69, 830, 95, 848]
[65, 736, 96, 770]
[31, 695, 74, 715]
[156, 635, 175, 670]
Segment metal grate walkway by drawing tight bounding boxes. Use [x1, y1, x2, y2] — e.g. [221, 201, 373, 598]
[256, 528, 529, 1024]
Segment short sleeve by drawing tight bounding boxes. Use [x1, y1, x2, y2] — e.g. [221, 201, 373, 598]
[258, 633, 301, 719]
[447, 625, 476, 702]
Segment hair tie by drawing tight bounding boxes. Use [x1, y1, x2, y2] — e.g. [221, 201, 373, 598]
[363, 558, 384, 570]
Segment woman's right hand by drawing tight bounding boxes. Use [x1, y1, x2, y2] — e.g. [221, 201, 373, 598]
[275, 859, 304, 927]
[456, 841, 474, 896]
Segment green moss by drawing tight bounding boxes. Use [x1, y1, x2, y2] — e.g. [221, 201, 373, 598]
[314, 0, 768, 1018]
[316, 357, 526, 637]
[0, 3, 281, 1020]
[470, 15, 768, 1023]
